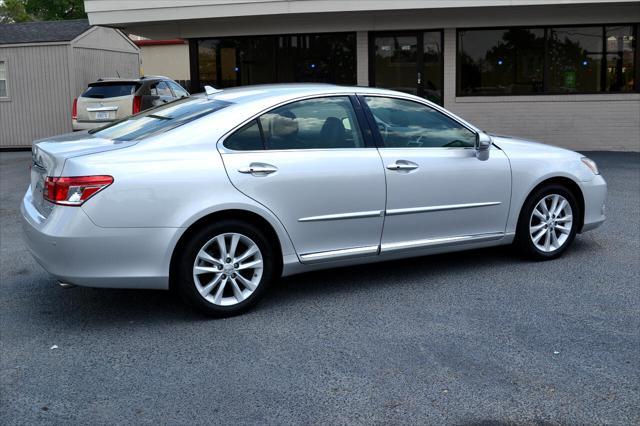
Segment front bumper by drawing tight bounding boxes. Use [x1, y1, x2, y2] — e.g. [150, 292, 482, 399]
[21, 188, 179, 289]
[579, 174, 607, 233]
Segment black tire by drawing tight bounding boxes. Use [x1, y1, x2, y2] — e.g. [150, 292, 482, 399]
[175, 220, 277, 317]
[515, 184, 580, 260]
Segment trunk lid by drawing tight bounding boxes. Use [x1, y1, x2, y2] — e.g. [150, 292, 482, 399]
[30, 132, 137, 217]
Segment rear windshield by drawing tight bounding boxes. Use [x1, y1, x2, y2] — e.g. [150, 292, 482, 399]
[89, 97, 231, 141]
[82, 83, 139, 99]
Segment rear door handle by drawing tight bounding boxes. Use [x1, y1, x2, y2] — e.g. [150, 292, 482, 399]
[238, 163, 278, 175]
[386, 160, 419, 172]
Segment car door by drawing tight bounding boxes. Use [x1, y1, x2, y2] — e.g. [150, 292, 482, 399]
[360, 95, 511, 253]
[219, 95, 386, 263]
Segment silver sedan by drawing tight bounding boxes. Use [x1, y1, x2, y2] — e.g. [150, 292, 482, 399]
[22, 84, 607, 316]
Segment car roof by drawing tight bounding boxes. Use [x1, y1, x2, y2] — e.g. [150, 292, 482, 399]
[90, 76, 172, 84]
[206, 83, 417, 105]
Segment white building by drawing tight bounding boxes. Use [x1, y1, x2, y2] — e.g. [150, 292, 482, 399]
[85, 0, 640, 151]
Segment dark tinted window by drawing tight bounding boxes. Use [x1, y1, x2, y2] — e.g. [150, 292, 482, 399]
[458, 24, 639, 95]
[606, 25, 636, 92]
[364, 96, 476, 148]
[90, 97, 230, 141]
[259, 97, 364, 150]
[82, 83, 138, 99]
[548, 27, 603, 93]
[195, 32, 357, 90]
[458, 28, 545, 95]
[224, 120, 264, 151]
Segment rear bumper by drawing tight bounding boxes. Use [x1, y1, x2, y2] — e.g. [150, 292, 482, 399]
[21, 188, 179, 290]
[579, 174, 607, 233]
[72, 119, 112, 131]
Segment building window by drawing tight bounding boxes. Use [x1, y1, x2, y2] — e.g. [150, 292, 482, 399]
[458, 24, 639, 96]
[0, 61, 8, 98]
[194, 32, 356, 91]
[370, 31, 444, 105]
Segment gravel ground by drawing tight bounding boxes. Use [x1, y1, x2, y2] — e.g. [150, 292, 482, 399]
[1, 150, 638, 425]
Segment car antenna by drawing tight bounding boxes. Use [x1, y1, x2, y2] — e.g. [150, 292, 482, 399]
[204, 85, 222, 98]
[116, 70, 121, 78]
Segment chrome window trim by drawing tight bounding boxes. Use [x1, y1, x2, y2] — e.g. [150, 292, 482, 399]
[386, 201, 501, 216]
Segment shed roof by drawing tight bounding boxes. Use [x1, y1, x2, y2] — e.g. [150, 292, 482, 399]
[0, 19, 91, 45]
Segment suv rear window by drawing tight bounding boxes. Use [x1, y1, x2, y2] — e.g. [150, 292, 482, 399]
[82, 83, 139, 99]
[89, 97, 231, 141]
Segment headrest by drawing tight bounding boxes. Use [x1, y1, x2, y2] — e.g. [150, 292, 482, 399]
[270, 112, 299, 138]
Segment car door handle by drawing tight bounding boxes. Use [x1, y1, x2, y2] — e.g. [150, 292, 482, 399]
[386, 161, 419, 171]
[238, 163, 278, 175]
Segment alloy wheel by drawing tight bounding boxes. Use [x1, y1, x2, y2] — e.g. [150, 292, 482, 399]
[192, 233, 263, 306]
[529, 194, 574, 253]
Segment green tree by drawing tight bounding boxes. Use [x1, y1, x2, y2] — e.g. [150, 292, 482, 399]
[0, 0, 86, 23]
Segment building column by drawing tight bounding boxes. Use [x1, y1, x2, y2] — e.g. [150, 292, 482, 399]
[356, 31, 369, 86]
[442, 28, 457, 111]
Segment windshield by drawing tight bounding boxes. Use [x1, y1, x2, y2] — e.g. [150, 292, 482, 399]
[82, 83, 139, 99]
[89, 97, 232, 141]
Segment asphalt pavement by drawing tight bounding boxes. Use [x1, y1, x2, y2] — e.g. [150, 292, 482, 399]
[1, 150, 638, 425]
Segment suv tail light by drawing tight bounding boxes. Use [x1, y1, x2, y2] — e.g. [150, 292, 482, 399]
[72, 98, 78, 120]
[44, 176, 114, 206]
[132, 95, 142, 114]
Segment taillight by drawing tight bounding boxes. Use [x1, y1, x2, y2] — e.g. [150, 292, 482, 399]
[132, 95, 142, 114]
[44, 176, 114, 206]
[72, 98, 78, 120]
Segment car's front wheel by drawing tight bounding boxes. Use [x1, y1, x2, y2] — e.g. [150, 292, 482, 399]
[176, 220, 276, 317]
[516, 184, 579, 260]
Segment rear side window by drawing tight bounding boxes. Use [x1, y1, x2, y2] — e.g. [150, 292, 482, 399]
[224, 120, 264, 151]
[82, 83, 138, 99]
[89, 97, 231, 141]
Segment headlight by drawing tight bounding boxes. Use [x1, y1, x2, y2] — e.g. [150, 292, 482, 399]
[581, 157, 599, 175]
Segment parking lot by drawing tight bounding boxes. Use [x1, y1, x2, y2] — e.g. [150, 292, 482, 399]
[1, 150, 638, 425]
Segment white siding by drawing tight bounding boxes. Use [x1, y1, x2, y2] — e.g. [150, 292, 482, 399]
[356, 31, 369, 87]
[140, 44, 190, 81]
[0, 44, 72, 148]
[70, 48, 140, 99]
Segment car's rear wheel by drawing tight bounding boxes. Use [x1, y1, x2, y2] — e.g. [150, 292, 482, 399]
[516, 184, 579, 260]
[176, 220, 276, 317]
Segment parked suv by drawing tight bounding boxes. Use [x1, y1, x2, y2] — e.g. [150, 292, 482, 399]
[72, 76, 190, 131]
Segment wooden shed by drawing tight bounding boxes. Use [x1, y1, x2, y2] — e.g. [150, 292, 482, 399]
[0, 20, 140, 148]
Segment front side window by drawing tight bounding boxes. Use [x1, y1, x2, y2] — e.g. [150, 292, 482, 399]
[363, 96, 476, 148]
[90, 97, 230, 141]
[0, 61, 7, 98]
[151, 81, 173, 97]
[258, 97, 364, 150]
[168, 81, 189, 98]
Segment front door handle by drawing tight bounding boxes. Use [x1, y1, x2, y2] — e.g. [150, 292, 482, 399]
[386, 160, 419, 172]
[238, 163, 278, 175]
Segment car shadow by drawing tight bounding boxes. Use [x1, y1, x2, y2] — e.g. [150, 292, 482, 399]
[21, 237, 602, 328]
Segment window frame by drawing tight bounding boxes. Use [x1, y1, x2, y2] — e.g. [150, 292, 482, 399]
[456, 22, 640, 97]
[357, 94, 480, 149]
[219, 94, 377, 153]
[0, 59, 10, 101]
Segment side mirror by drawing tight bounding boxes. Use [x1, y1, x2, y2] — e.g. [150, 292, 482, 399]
[475, 132, 492, 161]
